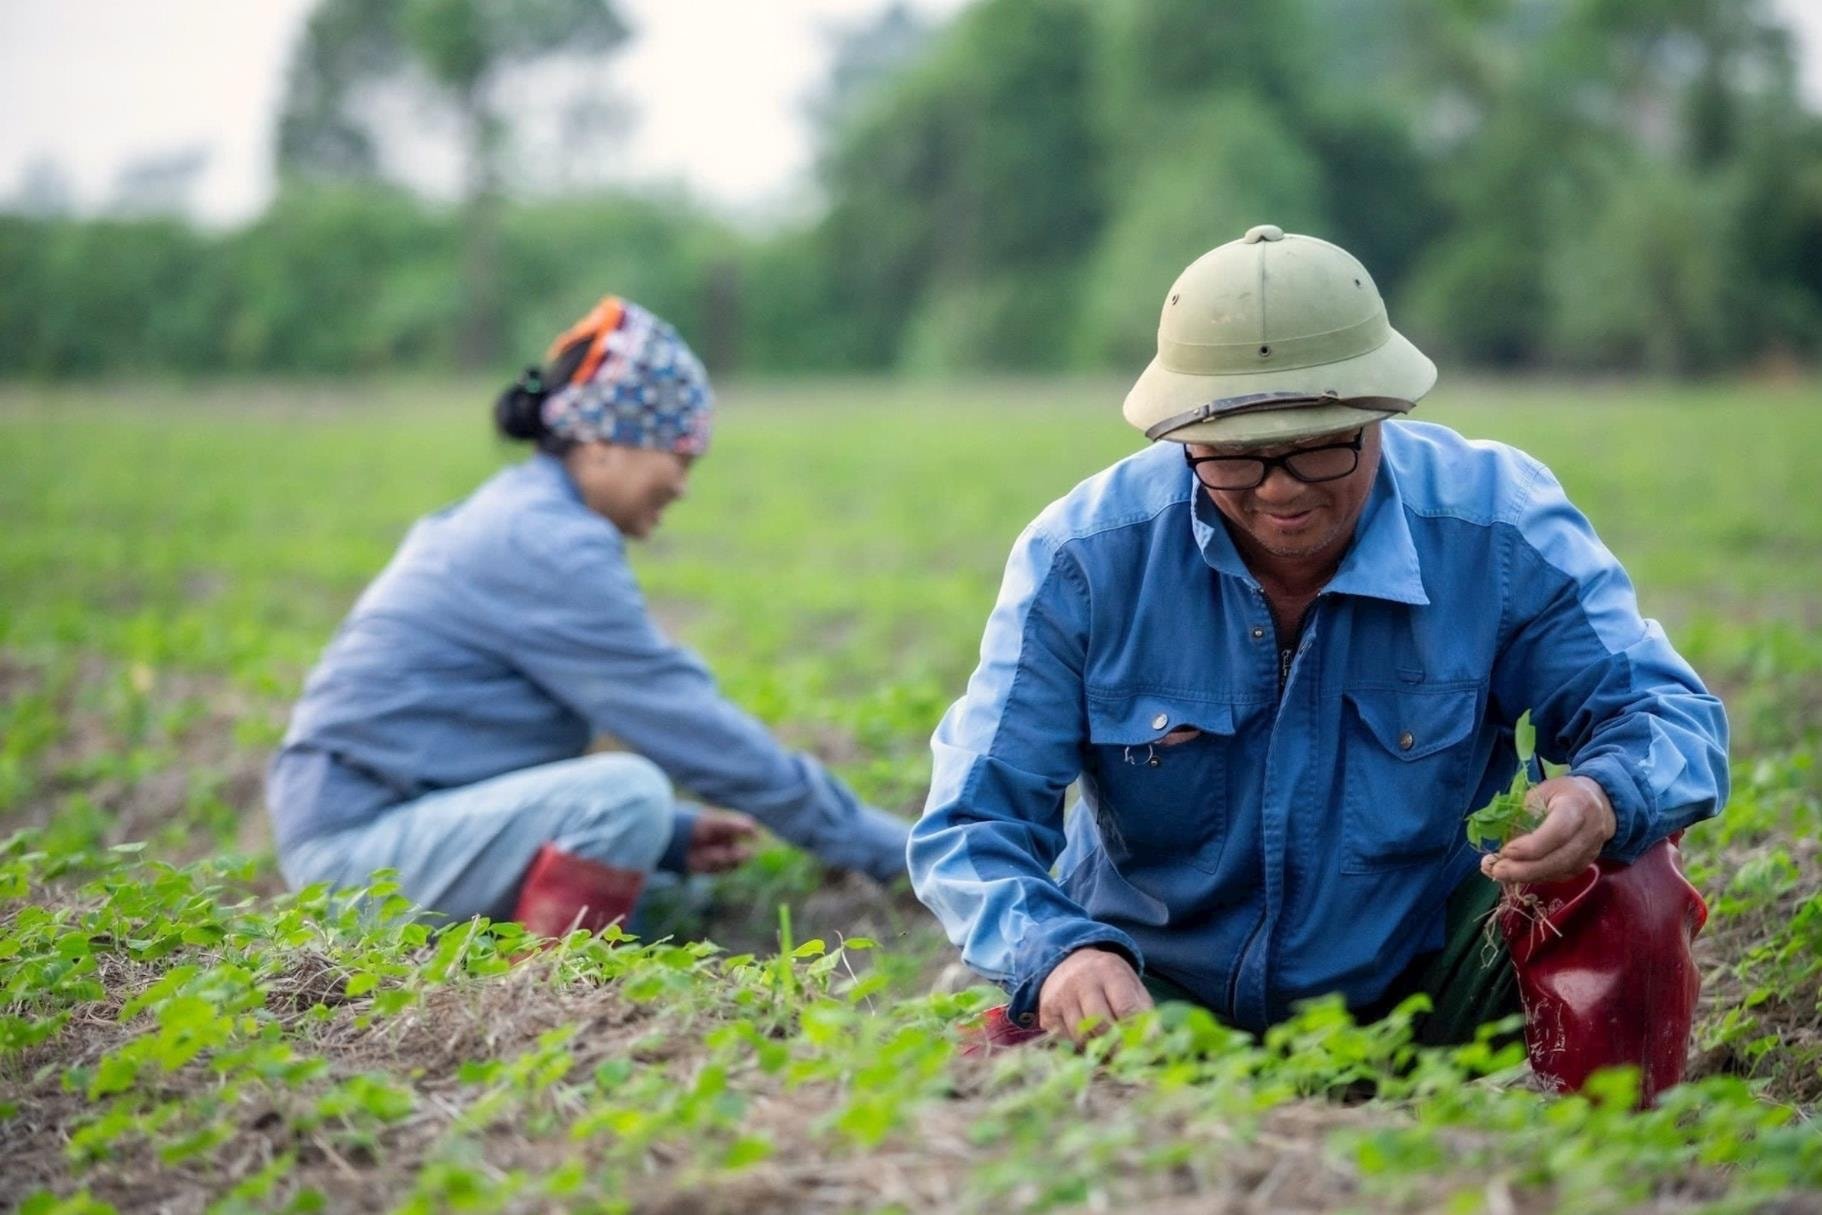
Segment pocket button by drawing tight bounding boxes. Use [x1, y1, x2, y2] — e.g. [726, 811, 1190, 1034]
[1399, 730, 1414, 751]
[1151, 713, 1169, 730]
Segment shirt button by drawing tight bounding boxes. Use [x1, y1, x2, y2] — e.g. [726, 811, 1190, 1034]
[1399, 731, 1415, 751]
[1251, 627, 1265, 639]
[1151, 713, 1169, 730]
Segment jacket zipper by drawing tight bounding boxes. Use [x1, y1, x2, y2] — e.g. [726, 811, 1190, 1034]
[1250, 589, 1301, 1021]
[1237, 642, 1284, 1016]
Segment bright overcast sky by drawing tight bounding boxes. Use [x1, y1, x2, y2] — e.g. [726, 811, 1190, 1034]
[0, 0, 1816, 227]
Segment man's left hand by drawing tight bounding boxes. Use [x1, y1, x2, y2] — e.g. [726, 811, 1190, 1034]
[1480, 775, 1615, 885]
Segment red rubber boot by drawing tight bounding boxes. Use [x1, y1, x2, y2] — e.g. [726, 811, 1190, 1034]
[512, 843, 647, 937]
[957, 1005, 1047, 1057]
[1499, 836, 1708, 1106]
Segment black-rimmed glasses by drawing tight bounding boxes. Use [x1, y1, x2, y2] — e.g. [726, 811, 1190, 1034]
[1182, 430, 1364, 491]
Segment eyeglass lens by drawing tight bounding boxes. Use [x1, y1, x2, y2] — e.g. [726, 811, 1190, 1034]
[1195, 444, 1359, 490]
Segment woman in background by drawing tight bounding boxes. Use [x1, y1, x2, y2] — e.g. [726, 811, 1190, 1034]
[267, 296, 908, 933]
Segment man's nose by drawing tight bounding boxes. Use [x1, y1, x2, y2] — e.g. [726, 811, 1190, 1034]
[1251, 465, 1304, 503]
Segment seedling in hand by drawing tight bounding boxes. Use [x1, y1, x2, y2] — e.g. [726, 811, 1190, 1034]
[1465, 711, 1543, 853]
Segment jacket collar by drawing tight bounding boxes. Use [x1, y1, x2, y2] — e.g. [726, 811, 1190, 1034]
[1188, 456, 1430, 606]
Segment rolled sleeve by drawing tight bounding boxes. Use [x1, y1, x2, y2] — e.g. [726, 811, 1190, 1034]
[909, 527, 1142, 1007]
[1492, 462, 1729, 861]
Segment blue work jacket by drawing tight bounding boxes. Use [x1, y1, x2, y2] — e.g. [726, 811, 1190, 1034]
[908, 421, 1728, 1030]
[268, 453, 908, 882]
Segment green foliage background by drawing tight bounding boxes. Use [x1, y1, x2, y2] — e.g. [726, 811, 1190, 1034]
[4, 0, 1820, 379]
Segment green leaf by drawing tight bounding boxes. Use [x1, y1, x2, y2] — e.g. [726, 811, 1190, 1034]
[1466, 709, 1545, 850]
[87, 1053, 139, 1100]
[722, 1135, 772, 1169]
[372, 987, 417, 1016]
[1514, 710, 1536, 765]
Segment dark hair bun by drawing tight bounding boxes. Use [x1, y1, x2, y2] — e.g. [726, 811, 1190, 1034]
[494, 366, 549, 441]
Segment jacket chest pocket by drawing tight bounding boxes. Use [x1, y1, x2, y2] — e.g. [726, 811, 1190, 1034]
[1341, 685, 1481, 873]
[1082, 694, 1237, 874]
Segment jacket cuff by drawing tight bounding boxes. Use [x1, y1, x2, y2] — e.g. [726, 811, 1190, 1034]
[1574, 753, 1651, 863]
[852, 804, 912, 882]
[657, 805, 699, 874]
[1005, 922, 1144, 1029]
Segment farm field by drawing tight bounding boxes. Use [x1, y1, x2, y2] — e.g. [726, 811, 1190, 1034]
[2, 375, 1819, 1213]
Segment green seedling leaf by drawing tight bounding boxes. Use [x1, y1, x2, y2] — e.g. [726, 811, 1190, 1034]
[22, 1191, 118, 1215]
[1465, 711, 1544, 850]
[722, 1135, 772, 1169]
[1465, 788, 1540, 852]
[87, 1054, 140, 1100]
[1514, 710, 1537, 766]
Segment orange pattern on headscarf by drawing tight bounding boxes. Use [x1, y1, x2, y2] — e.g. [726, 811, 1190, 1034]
[544, 295, 626, 386]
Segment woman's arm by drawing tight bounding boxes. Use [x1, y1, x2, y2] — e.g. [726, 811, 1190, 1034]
[478, 519, 907, 881]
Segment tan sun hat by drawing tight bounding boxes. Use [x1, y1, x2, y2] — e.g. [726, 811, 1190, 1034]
[1123, 224, 1437, 446]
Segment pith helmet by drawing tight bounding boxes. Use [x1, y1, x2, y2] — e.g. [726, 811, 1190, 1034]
[1123, 224, 1437, 446]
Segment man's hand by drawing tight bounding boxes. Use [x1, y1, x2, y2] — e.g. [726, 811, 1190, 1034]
[1037, 946, 1153, 1044]
[1480, 775, 1615, 885]
[686, 807, 759, 874]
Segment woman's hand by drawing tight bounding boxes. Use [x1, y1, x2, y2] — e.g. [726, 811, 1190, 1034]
[687, 807, 759, 873]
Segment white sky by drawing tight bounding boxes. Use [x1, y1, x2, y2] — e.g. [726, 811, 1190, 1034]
[0, 0, 1817, 227]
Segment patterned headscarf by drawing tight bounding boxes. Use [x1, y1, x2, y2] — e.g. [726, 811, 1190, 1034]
[539, 297, 713, 456]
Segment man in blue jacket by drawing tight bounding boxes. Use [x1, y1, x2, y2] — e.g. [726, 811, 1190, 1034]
[908, 225, 1725, 1100]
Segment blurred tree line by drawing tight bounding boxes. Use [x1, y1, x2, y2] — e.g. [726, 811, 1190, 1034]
[2, 0, 1819, 378]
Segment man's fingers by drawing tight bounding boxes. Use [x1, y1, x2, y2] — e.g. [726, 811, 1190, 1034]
[1498, 799, 1582, 861]
[1490, 852, 1587, 885]
[1108, 980, 1154, 1020]
[1036, 947, 1152, 1044]
[1075, 988, 1117, 1041]
[1038, 996, 1077, 1038]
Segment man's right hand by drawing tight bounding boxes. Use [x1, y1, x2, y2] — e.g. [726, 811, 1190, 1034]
[1037, 946, 1153, 1044]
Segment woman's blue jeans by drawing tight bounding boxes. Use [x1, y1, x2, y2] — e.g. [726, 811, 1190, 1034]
[277, 752, 677, 925]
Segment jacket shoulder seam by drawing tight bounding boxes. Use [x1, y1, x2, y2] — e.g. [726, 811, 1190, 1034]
[1030, 491, 1190, 551]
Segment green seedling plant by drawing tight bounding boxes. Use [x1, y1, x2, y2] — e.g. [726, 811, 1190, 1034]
[1465, 711, 1545, 854]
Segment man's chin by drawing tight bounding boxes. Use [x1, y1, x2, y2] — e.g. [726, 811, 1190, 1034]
[1252, 521, 1344, 558]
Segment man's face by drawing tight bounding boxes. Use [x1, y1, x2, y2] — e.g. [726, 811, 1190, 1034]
[1186, 422, 1383, 562]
